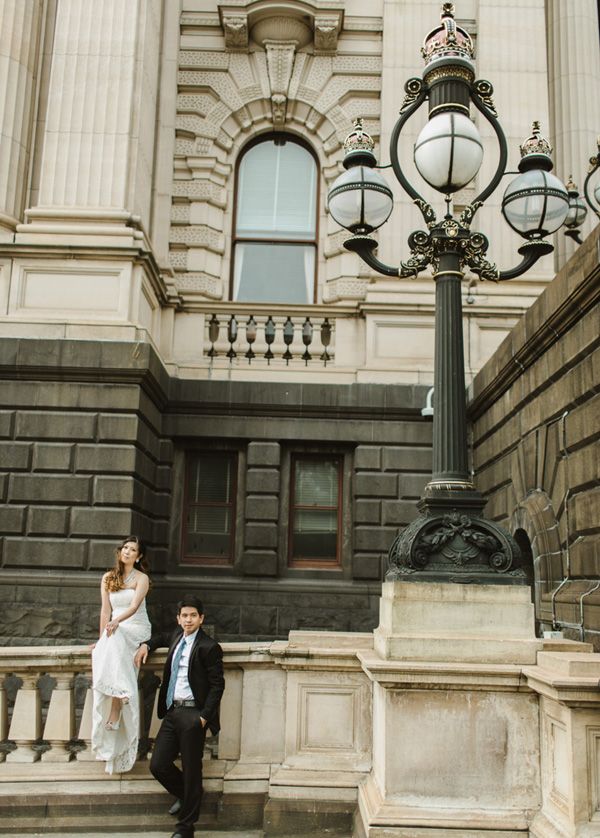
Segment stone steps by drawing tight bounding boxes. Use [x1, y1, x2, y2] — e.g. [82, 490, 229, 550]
[0, 778, 353, 836]
[0, 785, 229, 835]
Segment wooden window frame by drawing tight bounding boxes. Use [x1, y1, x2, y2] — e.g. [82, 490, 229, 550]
[288, 453, 343, 569]
[230, 132, 320, 303]
[181, 450, 238, 566]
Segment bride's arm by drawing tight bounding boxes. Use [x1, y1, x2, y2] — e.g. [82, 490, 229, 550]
[105, 574, 150, 635]
[99, 574, 111, 637]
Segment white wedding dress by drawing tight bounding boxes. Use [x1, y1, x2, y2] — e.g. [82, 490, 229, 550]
[91, 588, 151, 773]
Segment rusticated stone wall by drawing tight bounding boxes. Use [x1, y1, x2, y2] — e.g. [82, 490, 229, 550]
[0, 337, 433, 644]
[470, 226, 600, 646]
[0, 338, 173, 643]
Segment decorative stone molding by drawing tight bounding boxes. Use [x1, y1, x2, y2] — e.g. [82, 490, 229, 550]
[218, 1, 344, 55]
[174, 274, 223, 299]
[323, 278, 369, 303]
[264, 41, 297, 126]
[221, 12, 248, 50]
[177, 3, 382, 302]
[314, 15, 341, 52]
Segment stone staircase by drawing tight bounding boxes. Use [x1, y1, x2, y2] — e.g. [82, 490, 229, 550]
[0, 776, 353, 837]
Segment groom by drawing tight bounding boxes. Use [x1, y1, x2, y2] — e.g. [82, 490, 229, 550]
[135, 596, 225, 838]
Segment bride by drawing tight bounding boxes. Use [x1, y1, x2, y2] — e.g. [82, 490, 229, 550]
[91, 536, 151, 774]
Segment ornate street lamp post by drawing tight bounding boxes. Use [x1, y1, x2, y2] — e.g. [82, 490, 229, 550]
[583, 137, 600, 219]
[563, 176, 588, 244]
[328, 4, 569, 585]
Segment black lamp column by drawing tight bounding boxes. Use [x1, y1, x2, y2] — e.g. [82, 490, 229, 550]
[430, 250, 471, 492]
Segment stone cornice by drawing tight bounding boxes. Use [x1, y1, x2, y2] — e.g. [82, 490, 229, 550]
[0, 336, 171, 411]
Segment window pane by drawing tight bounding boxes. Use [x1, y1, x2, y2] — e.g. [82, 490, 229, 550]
[292, 510, 338, 560]
[184, 452, 236, 562]
[236, 140, 317, 239]
[234, 242, 314, 303]
[187, 506, 231, 533]
[185, 529, 231, 559]
[290, 457, 341, 564]
[295, 460, 338, 506]
[188, 454, 233, 502]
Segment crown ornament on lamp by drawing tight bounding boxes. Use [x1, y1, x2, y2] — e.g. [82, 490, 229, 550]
[421, 2, 475, 67]
[342, 118, 376, 163]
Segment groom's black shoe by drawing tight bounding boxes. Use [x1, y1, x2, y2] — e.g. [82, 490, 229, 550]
[168, 798, 182, 815]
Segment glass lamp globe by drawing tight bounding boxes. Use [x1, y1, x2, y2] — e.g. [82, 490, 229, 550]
[502, 169, 569, 238]
[327, 166, 394, 234]
[594, 182, 600, 208]
[413, 111, 484, 193]
[564, 196, 587, 229]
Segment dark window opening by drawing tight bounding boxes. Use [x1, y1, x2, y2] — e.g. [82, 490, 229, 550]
[289, 455, 342, 567]
[182, 451, 237, 565]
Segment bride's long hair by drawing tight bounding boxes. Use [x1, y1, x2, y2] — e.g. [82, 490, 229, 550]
[104, 535, 150, 592]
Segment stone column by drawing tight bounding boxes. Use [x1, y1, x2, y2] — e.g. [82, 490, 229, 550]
[17, 0, 162, 245]
[546, 0, 600, 266]
[0, 0, 43, 240]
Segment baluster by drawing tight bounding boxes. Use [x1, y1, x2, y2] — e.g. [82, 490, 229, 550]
[245, 315, 257, 363]
[207, 314, 220, 358]
[227, 315, 238, 361]
[0, 675, 7, 763]
[264, 316, 275, 363]
[76, 677, 95, 761]
[320, 318, 332, 366]
[41, 673, 75, 763]
[302, 317, 313, 365]
[283, 316, 294, 364]
[6, 673, 41, 762]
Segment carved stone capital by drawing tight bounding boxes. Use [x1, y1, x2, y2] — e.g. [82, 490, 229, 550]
[221, 12, 248, 50]
[314, 15, 341, 52]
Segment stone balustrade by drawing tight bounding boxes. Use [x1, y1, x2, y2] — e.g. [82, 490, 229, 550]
[1, 633, 600, 837]
[200, 304, 348, 368]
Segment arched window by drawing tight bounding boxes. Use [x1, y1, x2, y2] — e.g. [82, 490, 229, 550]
[232, 135, 318, 303]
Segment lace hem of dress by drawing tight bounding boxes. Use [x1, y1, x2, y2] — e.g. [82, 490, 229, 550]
[106, 739, 139, 774]
[94, 680, 131, 701]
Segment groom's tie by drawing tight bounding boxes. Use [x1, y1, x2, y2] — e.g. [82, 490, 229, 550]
[166, 637, 185, 709]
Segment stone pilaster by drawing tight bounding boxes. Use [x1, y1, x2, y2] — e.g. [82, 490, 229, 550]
[0, 0, 43, 240]
[546, 0, 600, 266]
[17, 0, 163, 245]
[242, 441, 281, 576]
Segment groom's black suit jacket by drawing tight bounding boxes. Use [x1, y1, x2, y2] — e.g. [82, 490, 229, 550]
[146, 627, 225, 735]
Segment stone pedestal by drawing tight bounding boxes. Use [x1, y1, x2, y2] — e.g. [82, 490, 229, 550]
[357, 581, 543, 837]
[374, 580, 542, 664]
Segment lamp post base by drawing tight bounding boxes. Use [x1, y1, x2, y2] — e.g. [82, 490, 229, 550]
[387, 490, 525, 584]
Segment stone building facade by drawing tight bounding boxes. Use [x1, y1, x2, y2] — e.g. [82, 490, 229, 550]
[470, 225, 600, 647]
[0, 0, 599, 644]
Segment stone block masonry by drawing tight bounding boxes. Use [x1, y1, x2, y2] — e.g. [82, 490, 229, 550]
[352, 443, 431, 581]
[470, 227, 600, 647]
[0, 339, 174, 644]
[0, 339, 433, 644]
